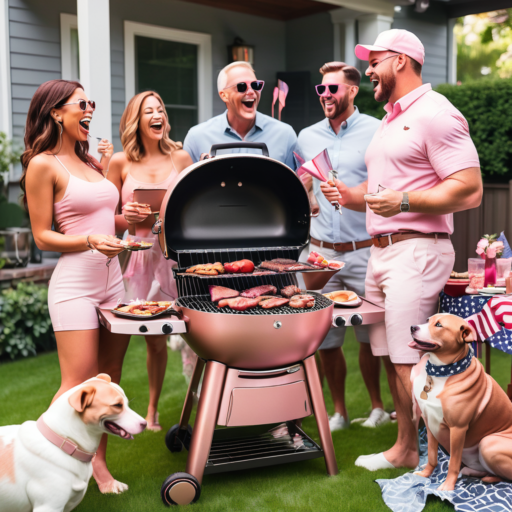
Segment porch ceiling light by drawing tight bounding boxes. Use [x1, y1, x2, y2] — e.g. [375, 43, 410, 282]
[228, 37, 254, 65]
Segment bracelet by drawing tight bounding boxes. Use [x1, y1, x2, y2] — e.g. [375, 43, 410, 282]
[86, 235, 94, 251]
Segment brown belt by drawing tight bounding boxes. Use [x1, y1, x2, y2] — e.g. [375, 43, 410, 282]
[310, 237, 373, 252]
[371, 232, 450, 248]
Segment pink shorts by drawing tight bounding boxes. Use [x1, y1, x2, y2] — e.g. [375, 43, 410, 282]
[365, 237, 455, 364]
[48, 251, 125, 331]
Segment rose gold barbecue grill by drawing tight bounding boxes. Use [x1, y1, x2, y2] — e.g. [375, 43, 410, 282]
[96, 143, 385, 506]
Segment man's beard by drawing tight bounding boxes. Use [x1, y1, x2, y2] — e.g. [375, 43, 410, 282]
[374, 71, 396, 102]
[323, 94, 350, 119]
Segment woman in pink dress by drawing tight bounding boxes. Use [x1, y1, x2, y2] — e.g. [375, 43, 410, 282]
[109, 91, 194, 431]
[21, 80, 135, 494]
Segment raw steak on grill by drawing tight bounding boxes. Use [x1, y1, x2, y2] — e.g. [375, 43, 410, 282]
[260, 297, 290, 309]
[217, 297, 261, 311]
[281, 285, 302, 298]
[209, 285, 240, 302]
[260, 259, 315, 272]
[289, 294, 315, 309]
[241, 285, 277, 298]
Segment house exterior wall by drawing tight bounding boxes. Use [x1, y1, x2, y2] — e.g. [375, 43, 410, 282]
[392, 3, 450, 87]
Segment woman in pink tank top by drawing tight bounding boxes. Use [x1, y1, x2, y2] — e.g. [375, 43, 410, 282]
[109, 91, 193, 431]
[22, 80, 134, 495]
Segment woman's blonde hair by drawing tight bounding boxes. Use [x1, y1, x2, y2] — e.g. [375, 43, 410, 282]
[120, 91, 182, 162]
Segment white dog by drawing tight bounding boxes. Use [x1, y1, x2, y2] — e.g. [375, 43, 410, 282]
[0, 374, 147, 512]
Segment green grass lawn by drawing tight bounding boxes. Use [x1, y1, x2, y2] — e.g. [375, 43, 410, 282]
[1, 331, 511, 512]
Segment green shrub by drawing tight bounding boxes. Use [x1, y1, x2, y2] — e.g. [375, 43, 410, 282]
[436, 80, 512, 181]
[0, 282, 55, 360]
[356, 84, 386, 121]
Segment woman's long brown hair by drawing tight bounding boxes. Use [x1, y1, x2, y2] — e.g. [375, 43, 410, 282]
[20, 79, 101, 207]
[120, 91, 182, 162]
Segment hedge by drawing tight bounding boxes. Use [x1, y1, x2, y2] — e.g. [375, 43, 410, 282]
[0, 282, 55, 360]
[356, 79, 512, 182]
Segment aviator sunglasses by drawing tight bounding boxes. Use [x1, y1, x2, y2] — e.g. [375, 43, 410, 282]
[226, 80, 265, 93]
[61, 99, 96, 111]
[315, 83, 352, 96]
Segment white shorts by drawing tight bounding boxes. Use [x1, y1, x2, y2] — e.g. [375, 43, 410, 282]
[365, 237, 455, 364]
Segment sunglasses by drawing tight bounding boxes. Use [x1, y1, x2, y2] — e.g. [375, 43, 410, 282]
[367, 54, 399, 71]
[226, 80, 265, 93]
[61, 99, 96, 111]
[315, 83, 351, 96]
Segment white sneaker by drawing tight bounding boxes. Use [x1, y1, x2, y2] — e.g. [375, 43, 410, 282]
[329, 412, 350, 432]
[361, 408, 390, 428]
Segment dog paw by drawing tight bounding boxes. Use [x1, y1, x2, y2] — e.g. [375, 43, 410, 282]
[97, 479, 129, 494]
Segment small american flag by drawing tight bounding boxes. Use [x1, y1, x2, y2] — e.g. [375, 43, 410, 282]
[466, 295, 512, 341]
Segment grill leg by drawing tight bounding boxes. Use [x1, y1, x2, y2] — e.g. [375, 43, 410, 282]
[303, 354, 339, 476]
[186, 361, 227, 484]
[179, 357, 205, 430]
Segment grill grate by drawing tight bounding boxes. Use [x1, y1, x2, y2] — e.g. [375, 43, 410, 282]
[175, 291, 331, 315]
[204, 422, 323, 475]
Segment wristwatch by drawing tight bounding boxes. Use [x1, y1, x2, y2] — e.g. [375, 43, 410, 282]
[400, 192, 410, 213]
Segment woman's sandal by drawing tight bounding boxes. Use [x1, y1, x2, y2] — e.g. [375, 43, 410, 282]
[146, 412, 162, 432]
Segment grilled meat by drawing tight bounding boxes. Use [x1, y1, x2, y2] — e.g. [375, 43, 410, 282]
[209, 285, 240, 302]
[260, 297, 290, 309]
[260, 259, 314, 272]
[224, 259, 255, 274]
[281, 285, 302, 298]
[217, 297, 260, 311]
[289, 294, 315, 309]
[187, 262, 225, 275]
[241, 285, 277, 298]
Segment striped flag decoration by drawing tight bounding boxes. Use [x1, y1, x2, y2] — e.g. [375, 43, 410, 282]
[466, 295, 512, 341]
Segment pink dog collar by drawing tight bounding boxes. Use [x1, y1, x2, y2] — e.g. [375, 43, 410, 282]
[36, 416, 95, 463]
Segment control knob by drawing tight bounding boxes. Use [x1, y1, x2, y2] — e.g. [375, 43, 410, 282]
[350, 314, 363, 326]
[333, 316, 346, 327]
[162, 323, 173, 335]
[139, 325, 148, 333]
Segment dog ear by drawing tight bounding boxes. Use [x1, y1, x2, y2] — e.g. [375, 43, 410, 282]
[68, 386, 96, 413]
[460, 324, 475, 343]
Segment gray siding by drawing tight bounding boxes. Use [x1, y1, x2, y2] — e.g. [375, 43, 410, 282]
[392, 3, 450, 87]
[8, 0, 76, 154]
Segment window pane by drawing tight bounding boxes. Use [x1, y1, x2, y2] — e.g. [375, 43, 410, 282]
[166, 107, 197, 144]
[135, 36, 198, 142]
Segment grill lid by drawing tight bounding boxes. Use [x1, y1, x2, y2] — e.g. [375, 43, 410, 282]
[160, 143, 310, 262]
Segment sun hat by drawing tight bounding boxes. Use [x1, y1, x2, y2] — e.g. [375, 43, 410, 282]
[355, 29, 425, 66]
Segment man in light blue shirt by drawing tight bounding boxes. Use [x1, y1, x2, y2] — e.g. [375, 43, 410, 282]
[184, 61, 297, 167]
[297, 62, 387, 432]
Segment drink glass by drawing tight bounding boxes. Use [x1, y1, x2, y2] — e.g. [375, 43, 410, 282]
[497, 258, 512, 286]
[468, 258, 485, 291]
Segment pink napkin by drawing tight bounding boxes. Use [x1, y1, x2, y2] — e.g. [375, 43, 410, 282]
[294, 149, 332, 181]
[272, 80, 289, 120]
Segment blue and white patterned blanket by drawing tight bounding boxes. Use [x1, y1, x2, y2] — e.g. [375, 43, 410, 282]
[376, 430, 512, 512]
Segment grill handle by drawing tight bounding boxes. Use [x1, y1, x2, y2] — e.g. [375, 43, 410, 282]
[209, 142, 269, 157]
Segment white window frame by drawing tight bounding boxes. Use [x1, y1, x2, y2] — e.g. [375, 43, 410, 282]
[60, 13, 78, 80]
[0, 0, 12, 139]
[124, 21, 212, 123]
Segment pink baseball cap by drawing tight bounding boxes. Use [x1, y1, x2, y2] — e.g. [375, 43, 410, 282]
[355, 29, 425, 66]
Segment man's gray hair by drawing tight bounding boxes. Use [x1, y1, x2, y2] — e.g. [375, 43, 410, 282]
[217, 61, 255, 93]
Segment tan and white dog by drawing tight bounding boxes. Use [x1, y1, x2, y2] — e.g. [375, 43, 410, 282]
[410, 314, 512, 491]
[0, 374, 147, 512]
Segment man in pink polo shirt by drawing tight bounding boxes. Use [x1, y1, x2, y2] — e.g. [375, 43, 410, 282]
[321, 29, 483, 471]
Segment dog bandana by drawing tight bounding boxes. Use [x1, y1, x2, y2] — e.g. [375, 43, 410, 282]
[425, 348, 473, 378]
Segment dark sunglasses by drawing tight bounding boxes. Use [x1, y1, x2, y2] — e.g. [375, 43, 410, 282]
[315, 83, 351, 96]
[226, 80, 265, 93]
[61, 99, 96, 111]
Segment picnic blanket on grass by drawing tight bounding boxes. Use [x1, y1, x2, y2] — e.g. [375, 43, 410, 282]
[376, 429, 512, 512]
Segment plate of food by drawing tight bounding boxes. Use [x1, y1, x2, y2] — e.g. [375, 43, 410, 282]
[323, 290, 362, 307]
[111, 300, 181, 319]
[477, 287, 507, 296]
[120, 239, 154, 251]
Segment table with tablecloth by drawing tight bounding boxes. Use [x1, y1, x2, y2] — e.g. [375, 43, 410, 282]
[439, 291, 512, 397]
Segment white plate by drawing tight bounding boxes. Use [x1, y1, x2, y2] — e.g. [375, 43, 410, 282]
[324, 292, 362, 308]
[477, 287, 507, 295]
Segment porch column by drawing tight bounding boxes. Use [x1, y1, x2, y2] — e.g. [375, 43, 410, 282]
[330, 9, 359, 66]
[357, 14, 393, 47]
[77, 0, 112, 142]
